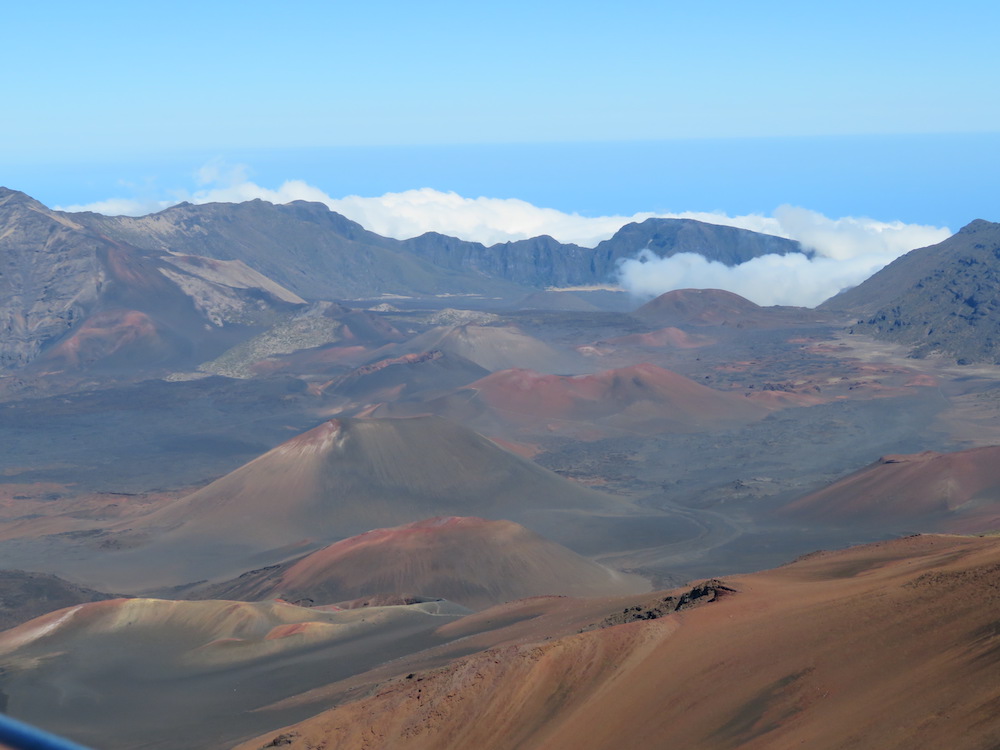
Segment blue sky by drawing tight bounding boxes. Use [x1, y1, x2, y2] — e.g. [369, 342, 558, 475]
[3, 1, 998, 250]
[6, 1, 998, 150]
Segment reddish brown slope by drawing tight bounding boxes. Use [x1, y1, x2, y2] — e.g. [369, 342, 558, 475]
[194, 516, 647, 610]
[371, 363, 770, 438]
[635, 288, 827, 328]
[237, 534, 1000, 750]
[42, 309, 183, 369]
[464, 363, 769, 436]
[783, 446, 1000, 528]
[33, 239, 305, 373]
[635, 287, 763, 324]
[70, 416, 627, 592]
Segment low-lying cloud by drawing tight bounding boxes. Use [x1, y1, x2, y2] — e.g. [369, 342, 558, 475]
[619, 250, 895, 307]
[59, 180, 657, 247]
[618, 206, 951, 306]
[58, 164, 951, 308]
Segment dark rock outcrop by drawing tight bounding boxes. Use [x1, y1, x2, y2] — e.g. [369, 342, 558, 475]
[596, 579, 736, 628]
[823, 220, 1000, 363]
[401, 218, 805, 288]
[0, 569, 116, 631]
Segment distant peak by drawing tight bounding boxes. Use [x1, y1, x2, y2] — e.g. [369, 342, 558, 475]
[0, 186, 42, 207]
[280, 418, 346, 453]
[647, 287, 760, 308]
[285, 199, 329, 209]
[958, 218, 998, 234]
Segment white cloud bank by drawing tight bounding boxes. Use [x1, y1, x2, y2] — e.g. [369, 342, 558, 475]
[618, 206, 951, 306]
[619, 249, 896, 307]
[58, 168, 951, 308]
[59, 181, 656, 247]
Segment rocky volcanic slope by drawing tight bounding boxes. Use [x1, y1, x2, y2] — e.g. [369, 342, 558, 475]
[197, 300, 403, 379]
[401, 217, 804, 288]
[62, 416, 636, 592]
[0, 189, 107, 369]
[8, 184, 1000, 750]
[823, 219, 1000, 363]
[378, 362, 771, 439]
[0, 188, 308, 373]
[7, 534, 997, 750]
[0, 596, 470, 749]
[1, 187, 811, 375]
[596, 217, 803, 266]
[636, 287, 833, 328]
[190, 516, 647, 610]
[89, 205, 805, 293]
[237, 534, 1000, 750]
[84, 198, 529, 301]
[782, 445, 1000, 528]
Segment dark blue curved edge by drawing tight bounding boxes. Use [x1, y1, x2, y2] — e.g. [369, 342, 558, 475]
[0, 714, 93, 750]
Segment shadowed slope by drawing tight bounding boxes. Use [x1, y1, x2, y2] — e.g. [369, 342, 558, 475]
[192, 516, 648, 610]
[237, 534, 1000, 750]
[0, 570, 115, 631]
[0, 596, 468, 749]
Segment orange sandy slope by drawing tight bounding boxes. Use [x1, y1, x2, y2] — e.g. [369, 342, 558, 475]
[783, 446, 1000, 527]
[198, 516, 648, 610]
[236, 534, 1000, 750]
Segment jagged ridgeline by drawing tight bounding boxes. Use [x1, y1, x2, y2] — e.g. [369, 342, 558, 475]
[0, 187, 805, 372]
